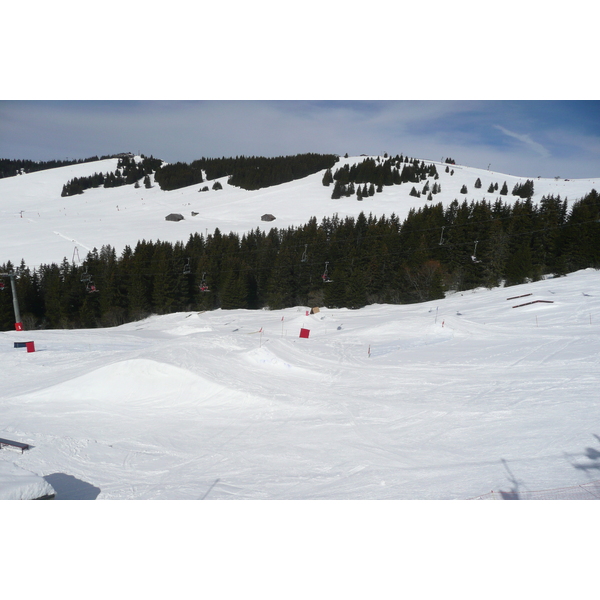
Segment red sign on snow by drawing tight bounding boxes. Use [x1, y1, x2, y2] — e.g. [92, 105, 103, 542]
[299, 328, 310, 339]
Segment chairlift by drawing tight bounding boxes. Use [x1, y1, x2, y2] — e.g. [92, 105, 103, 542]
[0, 281, 4, 291]
[183, 258, 191, 275]
[81, 267, 92, 283]
[199, 272, 210, 292]
[322, 262, 333, 283]
[439, 226, 445, 245]
[471, 241, 481, 263]
[86, 281, 99, 293]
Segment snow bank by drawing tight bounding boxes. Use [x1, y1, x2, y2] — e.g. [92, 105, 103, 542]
[0, 461, 55, 500]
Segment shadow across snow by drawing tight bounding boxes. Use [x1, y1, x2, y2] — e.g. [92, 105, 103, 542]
[43, 473, 101, 500]
[570, 434, 600, 473]
[498, 458, 523, 499]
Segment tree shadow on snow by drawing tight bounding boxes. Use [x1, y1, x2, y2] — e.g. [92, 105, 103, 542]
[498, 458, 522, 499]
[568, 434, 600, 474]
[43, 473, 101, 500]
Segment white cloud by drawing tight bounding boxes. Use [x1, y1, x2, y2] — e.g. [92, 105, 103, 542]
[493, 125, 551, 158]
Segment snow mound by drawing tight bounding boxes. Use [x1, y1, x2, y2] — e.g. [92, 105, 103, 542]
[20, 358, 220, 404]
[244, 346, 304, 371]
[169, 325, 212, 336]
[0, 461, 56, 500]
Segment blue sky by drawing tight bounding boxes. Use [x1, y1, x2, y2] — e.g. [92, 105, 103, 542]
[2, 3, 598, 179]
[1, 100, 599, 179]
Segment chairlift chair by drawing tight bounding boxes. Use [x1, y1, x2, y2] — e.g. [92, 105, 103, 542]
[471, 241, 481, 263]
[183, 258, 191, 275]
[322, 261, 333, 283]
[199, 272, 210, 292]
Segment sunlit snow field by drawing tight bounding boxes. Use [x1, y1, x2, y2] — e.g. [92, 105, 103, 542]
[1, 157, 599, 500]
[2, 270, 599, 499]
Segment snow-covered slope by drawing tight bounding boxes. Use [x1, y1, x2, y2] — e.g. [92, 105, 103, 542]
[2, 268, 599, 499]
[2, 154, 599, 500]
[1, 155, 598, 268]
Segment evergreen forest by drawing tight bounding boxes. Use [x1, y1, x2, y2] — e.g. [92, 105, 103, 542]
[0, 154, 125, 179]
[2, 189, 600, 331]
[153, 153, 339, 191]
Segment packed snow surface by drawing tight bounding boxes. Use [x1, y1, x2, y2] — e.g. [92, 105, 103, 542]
[0, 460, 55, 500]
[1, 155, 599, 499]
[2, 269, 600, 499]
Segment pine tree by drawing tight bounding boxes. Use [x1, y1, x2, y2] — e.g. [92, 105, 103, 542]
[504, 243, 533, 286]
[323, 266, 347, 308]
[474, 178, 482, 189]
[500, 181, 508, 195]
[331, 180, 343, 199]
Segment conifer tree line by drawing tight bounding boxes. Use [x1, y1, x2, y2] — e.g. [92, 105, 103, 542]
[0, 155, 125, 179]
[325, 155, 440, 199]
[323, 155, 537, 204]
[153, 153, 339, 191]
[2, 189, 600, 331]
[60, 155, 163, 196]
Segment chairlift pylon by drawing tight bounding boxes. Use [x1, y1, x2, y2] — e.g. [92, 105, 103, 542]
[301, 244, 308, 263]
[322, 261, 333, 283]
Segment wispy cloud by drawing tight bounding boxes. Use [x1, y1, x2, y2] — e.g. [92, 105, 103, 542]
[493, 125, 551, 158]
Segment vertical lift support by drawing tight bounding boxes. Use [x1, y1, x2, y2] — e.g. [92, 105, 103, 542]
[0, 271, 23, 331]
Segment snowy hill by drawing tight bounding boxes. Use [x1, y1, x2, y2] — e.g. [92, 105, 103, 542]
[2, 268, 600, 499]
[1, 153, 600, 500]
[1, 154, 598, 268]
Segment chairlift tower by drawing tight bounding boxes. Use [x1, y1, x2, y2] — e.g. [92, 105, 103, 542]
[0, 271, 23, 330]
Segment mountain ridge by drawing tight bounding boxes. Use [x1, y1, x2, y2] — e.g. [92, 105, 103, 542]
[1, 153, 598, 268]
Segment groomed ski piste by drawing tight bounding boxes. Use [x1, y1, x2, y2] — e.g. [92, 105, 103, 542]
[1, 155, 600, 499]
[1, 269, 600, 499]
